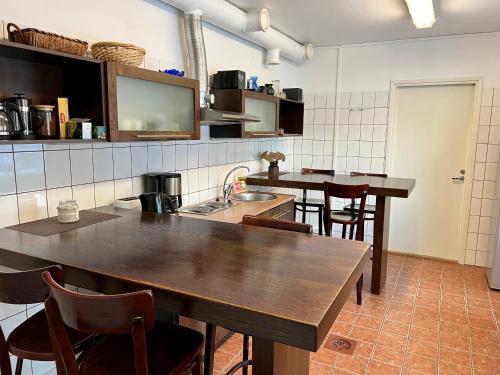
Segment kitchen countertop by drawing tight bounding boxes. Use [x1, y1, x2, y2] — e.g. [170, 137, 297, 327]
[179, 193, 295, 224]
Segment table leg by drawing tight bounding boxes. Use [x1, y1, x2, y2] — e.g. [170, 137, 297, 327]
[252, 337, 309, 375]
[371, 196, 391, 294]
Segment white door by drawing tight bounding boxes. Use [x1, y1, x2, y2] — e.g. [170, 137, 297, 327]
[388, 83, 476, 261]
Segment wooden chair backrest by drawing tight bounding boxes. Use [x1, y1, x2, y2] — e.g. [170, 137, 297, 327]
[43, 271, 155, 375]
[0, 265, 63, 375]
[242, 215, 313, 234]
[323, 182, 369, 240]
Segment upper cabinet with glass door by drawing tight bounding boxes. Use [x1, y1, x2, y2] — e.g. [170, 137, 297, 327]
[106, 63, 200, 141]
[210, 89, 279, 138]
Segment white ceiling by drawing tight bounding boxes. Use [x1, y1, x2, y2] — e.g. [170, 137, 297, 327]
[228, 0, 500, 46]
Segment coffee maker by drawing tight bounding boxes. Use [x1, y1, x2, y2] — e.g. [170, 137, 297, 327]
[144, 173, 182, 210]
[8, 93, 34, 139]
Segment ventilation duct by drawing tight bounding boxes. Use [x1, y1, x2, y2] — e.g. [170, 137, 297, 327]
[162, 0, 313, 63]
[183, 10, 260, 124]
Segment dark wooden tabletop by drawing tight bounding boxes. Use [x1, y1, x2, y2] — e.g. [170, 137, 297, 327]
[0, 207, 369, 352]
[246, 172, 416, 198]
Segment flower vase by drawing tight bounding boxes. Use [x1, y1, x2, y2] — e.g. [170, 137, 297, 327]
[268, 161, 279, 177]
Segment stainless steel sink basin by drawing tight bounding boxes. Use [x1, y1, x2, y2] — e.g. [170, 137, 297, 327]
[232, 192, 277, 202]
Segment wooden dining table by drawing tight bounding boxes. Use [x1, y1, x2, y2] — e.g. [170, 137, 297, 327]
[0, 206, 370, 375]
[246, 172, 416, 294]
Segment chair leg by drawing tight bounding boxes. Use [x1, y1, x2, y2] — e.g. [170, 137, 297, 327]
[349, 224, 355, 240]
[204, 324, 216, 375]
[15, 358, 23, 375]
[356, 275, 363, 306]
[318, 208, 323, 236]
[341, 224, 346, 239]
[192, 354, 203, 375]
[242, 335, 250, 375]
[301, 205, 306, 224]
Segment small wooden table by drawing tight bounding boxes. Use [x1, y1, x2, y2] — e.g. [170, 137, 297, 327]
[246, 172, 416, 294]
[0, 207, 370, 375]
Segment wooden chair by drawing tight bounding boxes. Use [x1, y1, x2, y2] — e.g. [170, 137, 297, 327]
[0, 266, 94, 375]
[42, 271, 204, 375]
[293, 168, 335, 235]
[344, 172, 388, 240]
[323, 182, 369, 305]
[203, 215, 313, 375]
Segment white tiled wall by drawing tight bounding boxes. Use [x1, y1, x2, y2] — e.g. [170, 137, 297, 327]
[0, 131, 294, 375]
[465, 87, 500, 267]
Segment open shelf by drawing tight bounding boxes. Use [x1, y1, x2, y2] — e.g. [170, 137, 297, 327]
[0, 40, 107, 139]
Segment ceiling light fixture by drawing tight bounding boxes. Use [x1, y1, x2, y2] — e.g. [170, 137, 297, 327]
[405, 0, 436, 29]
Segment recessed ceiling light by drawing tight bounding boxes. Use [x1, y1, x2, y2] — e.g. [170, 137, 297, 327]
[405, 0, 436, 29]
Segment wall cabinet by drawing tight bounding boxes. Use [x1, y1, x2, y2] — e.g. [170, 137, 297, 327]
[210, 89, 279, 138]
[106, 62, 200, 141]
[209, 89, 304, 138]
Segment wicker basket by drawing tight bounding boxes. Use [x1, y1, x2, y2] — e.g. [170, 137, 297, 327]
[7, 23, 88, 56]
[90, 42, 146, 67]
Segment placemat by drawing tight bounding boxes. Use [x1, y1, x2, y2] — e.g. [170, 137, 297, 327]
[7, 210, 121, 237]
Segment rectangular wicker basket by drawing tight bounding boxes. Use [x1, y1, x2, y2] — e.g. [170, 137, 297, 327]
[7, 23, 88, 56]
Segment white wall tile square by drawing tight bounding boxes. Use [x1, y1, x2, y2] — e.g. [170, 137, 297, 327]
[131, 146, 148, 177]
[314, 109, 326, 125]
[338, 92, 350, 108]
[188, 169, 199, 193]
[186, 144, 198, 169]
[374, 108, 388, 124]
[479, 107, 492, 125]
[489, 126, 500, 144]
[14, 152, 46, 193]
[95, 181, 115, 207]
[162, 145, 175, 172]
[476, 144, 487, 162]
[375, 92, 389, 108]
[72, 184, 95, 210]
[348, 110, 361, 125]
[350, 92, 362, 107]
[313, 125, 325, 140]
[132, 176, 145, 196]
[198, 144, 209, 168]
[303, 109, 314, 124]
[477, 126, 490, 143]
[17, 190, 47, 223]
[491, 107, 500, 126]
[0, 194, 19, 227]
[474, 162, 485, 180]
[147, 146, 163, 172]
[208, 143, 217, 166]
[217, 142, 227, 165]
[92, 148, 113, 182]
[487, 144, 499, 162]
[112, 147, 132, 179]
[0, 153, 16, 195]
[70, 149, 93, 185]
[481, 88, 493, 106]
[44, 151, 72, 188]
[46, 187, 72, 217]
[114, 178, 133, 199]
[493, 88, 500, 106]
[362, 92, 376, 108]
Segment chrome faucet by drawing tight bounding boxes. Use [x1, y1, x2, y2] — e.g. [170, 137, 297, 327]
[222, 165, 250, 204]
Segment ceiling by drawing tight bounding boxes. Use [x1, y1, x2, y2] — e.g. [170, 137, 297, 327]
[227, 0, 500, 46]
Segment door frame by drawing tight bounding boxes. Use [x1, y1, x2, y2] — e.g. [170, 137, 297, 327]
[386, 77, 483, 264]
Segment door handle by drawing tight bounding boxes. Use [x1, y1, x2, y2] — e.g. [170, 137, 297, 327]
[452, 176, 465, 181]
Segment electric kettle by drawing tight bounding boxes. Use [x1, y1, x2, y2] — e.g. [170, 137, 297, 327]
[0, 102, 23, 139]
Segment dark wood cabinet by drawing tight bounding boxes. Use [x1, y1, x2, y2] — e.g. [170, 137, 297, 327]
[209, 89, 304, 138]
[257, 199, 294, 221]
[106, 62, 200, 142]
[210, 89, 279, 138]
[0, 40, 107, 135]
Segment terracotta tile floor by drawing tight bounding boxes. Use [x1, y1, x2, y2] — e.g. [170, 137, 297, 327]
[213, 254, 500, 375]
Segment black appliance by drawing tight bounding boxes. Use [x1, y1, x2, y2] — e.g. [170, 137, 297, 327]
[144, 172, 182, 209]
[211, 70, 246, 90]
[8, 93, 34, 138]
[283, 88, 303, 102]
[139, 193, 177, 214]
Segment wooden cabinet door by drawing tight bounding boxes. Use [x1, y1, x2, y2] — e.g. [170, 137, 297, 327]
[106, 62, 200, 141]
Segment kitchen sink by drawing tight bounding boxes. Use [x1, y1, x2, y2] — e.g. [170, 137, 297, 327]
[232, 192, 277, 202]
[181, 200, 233, 215]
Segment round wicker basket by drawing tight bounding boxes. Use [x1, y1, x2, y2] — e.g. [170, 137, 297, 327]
[90, 42, 146, 67]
